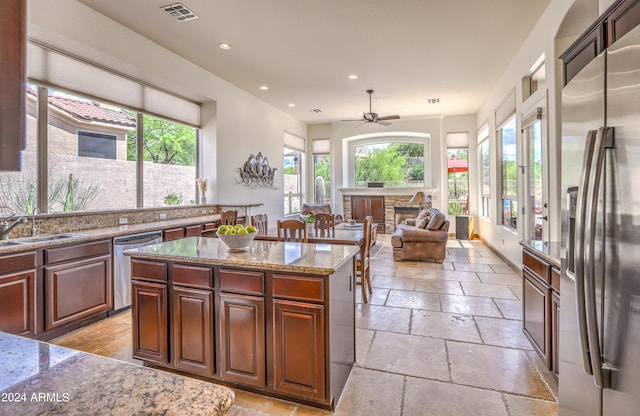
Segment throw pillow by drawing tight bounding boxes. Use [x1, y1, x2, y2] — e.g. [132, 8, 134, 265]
[415, 209, 430, 229]
[427, 212, 446, 230]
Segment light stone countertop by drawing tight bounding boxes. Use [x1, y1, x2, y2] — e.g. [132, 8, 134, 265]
[125, 237, 359, 275]
[0, 215, 220, 254]
[0, 331, 234, 416]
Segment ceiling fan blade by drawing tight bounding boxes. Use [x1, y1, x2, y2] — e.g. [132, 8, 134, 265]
[375, 121, 392, 126]
[341, 119, 365, 122]
[377, 115, 400, 121]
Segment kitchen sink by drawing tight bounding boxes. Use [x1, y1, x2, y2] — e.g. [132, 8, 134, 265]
[20, 233, 87, 243]
[0, 240, 26, 247]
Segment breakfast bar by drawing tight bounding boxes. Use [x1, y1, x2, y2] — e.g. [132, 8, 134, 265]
[125, 237, 358, 410]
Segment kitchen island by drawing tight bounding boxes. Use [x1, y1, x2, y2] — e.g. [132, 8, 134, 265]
[0, 331, 234, 415]
[125, 237, 358, 410]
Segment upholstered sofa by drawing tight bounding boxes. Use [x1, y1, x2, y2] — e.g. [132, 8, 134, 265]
[391, 208, 450, 262]
[300, 203, 332, 215]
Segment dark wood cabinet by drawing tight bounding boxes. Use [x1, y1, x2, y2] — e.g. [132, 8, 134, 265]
[607, 0, 640, 45]
[351, 196, 385, 232]
[172, 286, 214, 377]
[0, 251, 36, 336]
[0, 0, 26, 171]
[521, 246, 560, 376]
[43, 240, 112, 332]
[219, 293, 265, 387]
[185, 224, 204, 237]
[273, 299, 325, 400]
[163, 227, 185, 241]
[44, 254, 112, 331]
[132, 280, 168, 364]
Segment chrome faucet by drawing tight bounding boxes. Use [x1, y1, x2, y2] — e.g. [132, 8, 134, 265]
[31, 207, 41, 237]
[0, 213, 28, 240]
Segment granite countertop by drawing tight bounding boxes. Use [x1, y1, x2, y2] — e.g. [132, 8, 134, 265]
[0, 332, 234, 416]
[520, 240, 561, 267]
[125, 237, 359, 275]
[0, 215, 221, 254]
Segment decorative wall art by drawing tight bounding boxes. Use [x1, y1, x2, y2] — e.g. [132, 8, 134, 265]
[237, 152, 277, 188]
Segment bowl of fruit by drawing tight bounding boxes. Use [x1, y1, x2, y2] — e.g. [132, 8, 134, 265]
[216, 224, 258, 252]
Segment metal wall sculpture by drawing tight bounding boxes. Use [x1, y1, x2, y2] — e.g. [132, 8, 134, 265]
[237, 152, 277, 188]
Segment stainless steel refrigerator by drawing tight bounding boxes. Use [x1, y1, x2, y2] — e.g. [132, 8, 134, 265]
[560, 23, 640, 416]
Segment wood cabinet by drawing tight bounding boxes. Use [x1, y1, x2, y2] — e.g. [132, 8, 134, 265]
[607, 0, 640, 45]
[351, 196, 385, 232]
[0, 0, 26, 171]
[273, 299, 325, 400]
[163, 227, 186, 241]
[171, 286, 214, 377]
[132, 280, 168, 364]
[521, 246, 560, 376]
[185, 224, 204, 237]
[43, 240, 112, 332]
[0, 251, 36, 336]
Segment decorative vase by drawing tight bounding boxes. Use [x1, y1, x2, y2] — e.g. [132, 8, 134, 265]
[200, 196, 207, 204]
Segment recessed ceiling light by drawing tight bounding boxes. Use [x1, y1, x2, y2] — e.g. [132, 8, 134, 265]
[348, 74, 359, 80]
[427, 98, 440, 104]
[259, 86, 269, 91]
[288, 103, 296, 107]
[218, 43, 232, 50]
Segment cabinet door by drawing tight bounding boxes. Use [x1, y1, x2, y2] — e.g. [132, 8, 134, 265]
[351, 197, 368, 221]
[185, 224, 203, 237]
[273, 299, 325, 400]
[172, 286, 214, 377]
[163, 227, 185, 241]
[132, 280, 168, 364]
[551, 291, 560, 378]
[523, 269, 550, 367]
[0, 270, 35, 336]
[219, 293, 265, 387]
[369, 196, 385, 221]
[44, 254, 112, 331]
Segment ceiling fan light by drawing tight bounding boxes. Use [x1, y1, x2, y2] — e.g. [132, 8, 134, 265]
[348, 74, 359, 80]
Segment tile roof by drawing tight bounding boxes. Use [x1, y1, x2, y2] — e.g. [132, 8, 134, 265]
[47, 94, 135, 128]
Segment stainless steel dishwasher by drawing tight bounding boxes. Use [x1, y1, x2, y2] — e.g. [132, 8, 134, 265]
[112, 231, 163, 314]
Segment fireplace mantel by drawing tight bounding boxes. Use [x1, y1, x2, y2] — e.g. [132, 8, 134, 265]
[338, 187, 439, 196]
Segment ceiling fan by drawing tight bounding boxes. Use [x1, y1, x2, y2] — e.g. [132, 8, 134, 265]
[342, 89, 400, 126]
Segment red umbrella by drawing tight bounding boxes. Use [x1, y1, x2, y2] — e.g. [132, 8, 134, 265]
[448, 157, 468, 173]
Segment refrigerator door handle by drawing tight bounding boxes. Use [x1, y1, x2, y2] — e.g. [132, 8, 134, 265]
[584, 126, 614, 389]
[574, 129, 598, 375]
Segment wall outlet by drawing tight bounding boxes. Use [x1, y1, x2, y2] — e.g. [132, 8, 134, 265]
[159, 213, 167, 220]
[119, 217, 128, 225]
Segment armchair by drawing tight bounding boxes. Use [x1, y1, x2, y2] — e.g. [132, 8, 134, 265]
[391, 208, 450, 262]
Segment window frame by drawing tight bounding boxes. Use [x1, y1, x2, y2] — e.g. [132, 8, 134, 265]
[478, 138, 491, 219]
[284, 146, 304, 216]
[498, 115, 518, 231]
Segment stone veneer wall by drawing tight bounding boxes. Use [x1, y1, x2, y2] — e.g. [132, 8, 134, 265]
[342, 194, 431, 234]
[8, 204, 232, 238]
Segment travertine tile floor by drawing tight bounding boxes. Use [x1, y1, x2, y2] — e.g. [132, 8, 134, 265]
[52, 235, 558, 416]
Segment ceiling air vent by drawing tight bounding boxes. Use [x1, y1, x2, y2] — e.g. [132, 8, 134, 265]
[162, 3, 198, 22]
[309, 109, 322, 113]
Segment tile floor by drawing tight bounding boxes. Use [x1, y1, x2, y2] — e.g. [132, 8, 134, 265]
[51, 235, 558, 415]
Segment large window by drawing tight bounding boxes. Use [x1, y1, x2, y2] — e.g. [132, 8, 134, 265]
[479, 139, 491, 218]
[313, 154, 330, 204]
[524, 109, 544, 240]
[499, 116, 518, 229]
[0, 84, 39, 215]
[354, 142, 424, 188]
[284, 147, 303, 215]
[139, 115, 197, 207]
[447, 148, 469, 215]
[47, 88, 137, 213]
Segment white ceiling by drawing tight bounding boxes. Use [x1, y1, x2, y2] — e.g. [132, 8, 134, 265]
[77, 0, 551, 124]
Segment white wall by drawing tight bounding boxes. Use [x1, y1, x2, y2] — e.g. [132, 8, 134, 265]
[27, 0, 307, 224]
[472, 0, 595, 267]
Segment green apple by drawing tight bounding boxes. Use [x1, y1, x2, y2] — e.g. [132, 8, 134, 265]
[237, 228, 248, 235]
[218, 225, 229, 234]
[246, 225, 257, 233]
[227, 228, 237, 235]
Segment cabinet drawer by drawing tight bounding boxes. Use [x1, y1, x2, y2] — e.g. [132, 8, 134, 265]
[523, 251, 550, 284]
[163, 227, 185, 242]
[185, 224, 203, 237]
[132, 259, 167, 283]
[273, 274, 324, 302]
[171, 264, 213, 289]
[44, 240, 111, 265]
[0, 251, 36, 274]
[203, 222, 218, 231]
[219, 269, 264, 295]
[551, 267, 560, 293]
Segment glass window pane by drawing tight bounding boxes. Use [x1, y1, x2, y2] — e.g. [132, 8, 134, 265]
[141, 115, 197, 207]
[447, 148, 469, 215]
[47, 88, 137, 213]
[528, 120, 543, 240]
[284, 147, 302, 215]
[0, 84, 39, 215]
[313, 154, 330, 204]
[354, 142, 424, 188]
[501, 117, 517, 197]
